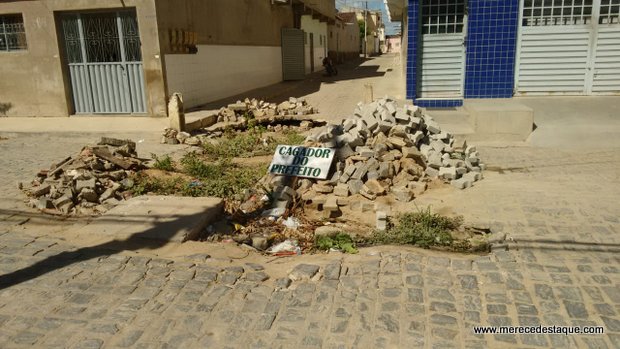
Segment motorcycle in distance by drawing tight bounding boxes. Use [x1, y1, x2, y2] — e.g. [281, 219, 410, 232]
[322, 57, 338, 77]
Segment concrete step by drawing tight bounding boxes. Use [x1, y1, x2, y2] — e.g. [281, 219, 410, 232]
[425, 108, 475, 137]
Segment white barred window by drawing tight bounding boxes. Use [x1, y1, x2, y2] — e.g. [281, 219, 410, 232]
[0, 14, 27, 51]
[522, 0, 594, 26]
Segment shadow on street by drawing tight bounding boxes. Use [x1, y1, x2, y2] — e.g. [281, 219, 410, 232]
[0, 211, 205, 290]
[188, 57, 387, 112]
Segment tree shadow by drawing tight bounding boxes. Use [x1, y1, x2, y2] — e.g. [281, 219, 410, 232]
[0, 211, 207, 290]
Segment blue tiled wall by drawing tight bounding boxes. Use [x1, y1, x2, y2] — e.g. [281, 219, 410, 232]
[405, 0, 519, 104]
[464, 0, 519, 98]
[416, 99, 463, 108]
[405, 0, 418, 100]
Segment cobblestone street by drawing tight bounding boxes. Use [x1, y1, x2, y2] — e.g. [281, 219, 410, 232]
[0, 56, 619, 348]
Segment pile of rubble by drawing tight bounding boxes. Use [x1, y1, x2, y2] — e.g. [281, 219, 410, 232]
[161, 128, 203, 146]
[21, 138, 145, 215]
[218, 97, 317, 123]
[161, 97, 320, 145]
[263, 98, 484, 221]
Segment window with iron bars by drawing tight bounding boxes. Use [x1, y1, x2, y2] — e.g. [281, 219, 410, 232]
[522, 0, 595, 26]
[600, 0, 620, 24]
[0, 14, 27, 51]
[421, 0, 466, 34]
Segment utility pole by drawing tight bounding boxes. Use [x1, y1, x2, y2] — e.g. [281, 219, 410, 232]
[364, 0, 368, 58]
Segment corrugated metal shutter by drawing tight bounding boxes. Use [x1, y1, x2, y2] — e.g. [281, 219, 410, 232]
[517, 27, 590, 94]
[592, 26, 620, 93]
[281, 28, 305, 81]
[419, 34, 465, 98]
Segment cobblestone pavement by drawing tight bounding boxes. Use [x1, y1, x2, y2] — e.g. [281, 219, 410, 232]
[0, 131, 619, 348]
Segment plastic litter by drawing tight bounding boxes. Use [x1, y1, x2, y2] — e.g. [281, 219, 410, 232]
[282, 217, 301, 230]
[267, 239, 299, 255]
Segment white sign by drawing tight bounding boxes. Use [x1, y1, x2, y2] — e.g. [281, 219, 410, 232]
[269, 145, 335, 180]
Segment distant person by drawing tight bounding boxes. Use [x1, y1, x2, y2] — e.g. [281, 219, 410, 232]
[322, 57, 338, 77]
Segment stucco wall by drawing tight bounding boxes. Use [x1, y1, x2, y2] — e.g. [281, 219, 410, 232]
[154, 0, 294, 52]
[0, 0, 167, 117]
[328, 20, 360, 62]
[164, 45, 282, 109]
[301, 15, 328, 74]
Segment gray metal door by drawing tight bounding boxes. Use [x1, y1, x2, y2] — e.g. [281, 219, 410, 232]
[418, 0, 467, 99]
[61, 11, 146, 114]
[281, 28, 305, 80]
[516, 0, 620, 95]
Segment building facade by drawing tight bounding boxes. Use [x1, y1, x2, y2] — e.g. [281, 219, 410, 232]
[386, 0, 620, 108]
[0, 0, 335, 116]
[328, 13, 360, 63]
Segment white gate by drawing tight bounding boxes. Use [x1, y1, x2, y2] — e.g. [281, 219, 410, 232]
[418, 0, 467, 99]
[592, 1, 620, 93]
[516, 0, 620, 95]
[281, 28, 305, 80]
[61, 11, 146, 114]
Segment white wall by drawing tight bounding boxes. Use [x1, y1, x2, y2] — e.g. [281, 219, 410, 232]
[301, 16, 328, 74]
[164, 45, 282, 108]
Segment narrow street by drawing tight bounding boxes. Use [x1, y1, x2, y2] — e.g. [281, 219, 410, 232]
[0, 54, 619, 348]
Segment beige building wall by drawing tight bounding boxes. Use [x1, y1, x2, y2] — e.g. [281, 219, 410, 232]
[0, 0, 167, 117]
[301, 15, 328, 74]
[328, 19, 360, 62]
[155, 0, 294, 108]
[164, 46, 283, 109]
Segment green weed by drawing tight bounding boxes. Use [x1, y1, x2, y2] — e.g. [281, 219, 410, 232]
[315, 233, 359, 254]
[370, 207, 462, 249]
[151, 154, 175, 171]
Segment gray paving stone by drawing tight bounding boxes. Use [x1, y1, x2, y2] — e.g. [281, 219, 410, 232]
[430, 314, 457, 326]
[600, 316, 620, 332]
[12, 331, 43, 345]
[245, 272, 270, 282]
[289, 264, 320, 281]
[376, 313, 399, 333]
[563, 301, 589, 318]
[407, 288, 424, 303]
[381, 288, 402, 298]
[516, 303, 538, 315]
[486, 304, 508, 315]
[431, 301, 456, 313]
[323, 262, 341, 280]
[73, 339, 104, 349]
[431, 327, 458, 340]
[457, 275, 478, 289]
[521, 333, 548, 347]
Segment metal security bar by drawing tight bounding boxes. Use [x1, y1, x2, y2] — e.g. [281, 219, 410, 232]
[61, 11, 146, 114]
[599, 0, 620, 24]
[522, 0, 594, 26]
[421, 0, 466, 34]
[0, 14, 27, 51]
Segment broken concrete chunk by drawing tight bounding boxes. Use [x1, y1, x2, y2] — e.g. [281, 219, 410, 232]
[313, 183, 334, 194]
[376, 211, 388, 231]
[334, 184, 350, 197]
[324, 196, 339, 211]
[439, 167, 458, 181]
[348, 179, 364, 195]
[79, 188, 98, 203]
[451, 178, 473, 190]
[364, 179, 386, 196]
[392, 187, 413, 202]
